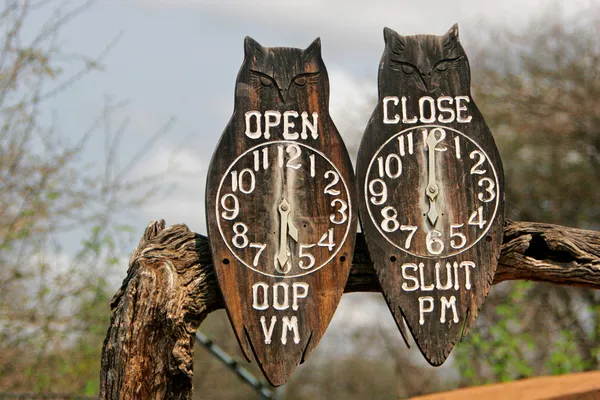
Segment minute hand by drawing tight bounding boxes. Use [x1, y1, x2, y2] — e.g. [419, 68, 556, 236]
[425, 129, 444, 225]
[277, 199, 291, 270]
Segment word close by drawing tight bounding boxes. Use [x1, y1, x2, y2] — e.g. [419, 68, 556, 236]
[382, 95, 472, 125]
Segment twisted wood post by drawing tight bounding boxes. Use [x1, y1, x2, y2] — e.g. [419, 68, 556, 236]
[99, 219, 600, 399]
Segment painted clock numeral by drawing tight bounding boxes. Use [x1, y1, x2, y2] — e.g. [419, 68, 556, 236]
[231, 169, 256, 194]
[324, 170, 341, 195]
[381, 206, 400, 233]
[232, 222, 249, 248]
[253, 148, 269, 171]
[469, 150, 487, 174]
[377, 153, 402, 178]
[250, 242, 267, 266]
[330, 199, 348, 224]
[478, 177, 496, 202]
[368, 179, 387, 205]
[298, 244, 315, 269]
[449, 224, 467, 249]
[220, 194, 239, 220]
[317, 228, 335, 251]
[286, 143, 302, 169]
[398, 131, 414, 155]
[400, 225, 418, 249]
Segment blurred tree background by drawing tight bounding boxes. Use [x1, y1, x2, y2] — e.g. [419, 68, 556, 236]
[0, 0, 172, 395]
[454, 5, 600, 387]
[0, 0, 597, 399]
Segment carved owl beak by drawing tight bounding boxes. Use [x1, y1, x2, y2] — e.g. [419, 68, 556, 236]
[421, 71, 431, 91]
[420, 71, 441, 94]
[279, 88, 288, 103]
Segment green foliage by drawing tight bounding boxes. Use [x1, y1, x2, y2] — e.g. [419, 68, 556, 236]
[455, 282, 535, 385]
[546, 330, 587, 375]
[0, 224, 120, 393]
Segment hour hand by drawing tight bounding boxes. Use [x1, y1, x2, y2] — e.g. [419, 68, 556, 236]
[427, 198, 439, 226]
[287, 217, 298, 242]
[277, 199, 290, 269]
[276, 198, 298, 272]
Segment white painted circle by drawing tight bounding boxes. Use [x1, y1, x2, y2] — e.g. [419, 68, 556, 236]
[216, 140, 352, 278]
[364, 124, 500, 258]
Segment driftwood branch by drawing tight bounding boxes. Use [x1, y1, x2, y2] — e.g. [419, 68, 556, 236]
[99, 219, 600, 399]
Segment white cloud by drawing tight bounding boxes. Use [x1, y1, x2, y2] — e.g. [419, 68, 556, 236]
[327, 68, 376, 158]
[115, 103, 164, 138]
[136, 143, 208, 234]
[134, 0, 576, 49]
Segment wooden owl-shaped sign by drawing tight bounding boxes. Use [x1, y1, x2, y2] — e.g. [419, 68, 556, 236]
[356, 25, 504, 365]
[206, 37, 357, 386]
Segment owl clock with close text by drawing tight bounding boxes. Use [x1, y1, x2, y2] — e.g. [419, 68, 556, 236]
[206, 37, 357, 386]
[356, 25, 505, 366]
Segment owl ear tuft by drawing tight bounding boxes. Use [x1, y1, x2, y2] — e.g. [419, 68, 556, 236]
[244, 36, 265, 57]
[383, 27, 396, 45]
[304, 37, 322, 60]
[443, 23, 460, 47]
[384, 27, 405, 51]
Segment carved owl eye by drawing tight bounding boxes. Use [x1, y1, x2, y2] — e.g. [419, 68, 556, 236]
[294, 76, 307, 86]
[401, 65, 414, 74]
[436, 61, 449, 71]
[260, 76, 272, 86]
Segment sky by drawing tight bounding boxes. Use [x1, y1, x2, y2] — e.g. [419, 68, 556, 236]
[31, 0, 593, 376]
[36, 0, 584, 237]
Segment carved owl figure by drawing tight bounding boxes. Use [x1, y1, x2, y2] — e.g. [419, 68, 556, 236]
[206, 37, 357, 385]
[356, 25, 505, 365]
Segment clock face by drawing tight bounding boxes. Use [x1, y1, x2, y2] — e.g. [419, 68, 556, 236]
[364, 124, 500, 258]
[216, 140, 352, 278]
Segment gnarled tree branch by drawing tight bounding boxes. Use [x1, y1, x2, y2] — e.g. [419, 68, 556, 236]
[99, 219, 600, 399]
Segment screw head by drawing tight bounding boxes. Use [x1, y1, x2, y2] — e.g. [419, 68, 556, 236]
[281, 204, 288, 211]
[428, 187, 436, 193]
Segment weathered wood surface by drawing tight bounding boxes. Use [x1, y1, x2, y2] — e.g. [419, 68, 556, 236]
[99, 221, 219, 400]
[99, 219, 599, 399]
[204, 37, 357, 386]
[356, 24, 504, 366]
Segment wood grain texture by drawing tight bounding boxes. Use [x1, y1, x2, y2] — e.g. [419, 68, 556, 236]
[355, 25, 505, 365]
[99, 221, 219, 400]
[99, 219, 599, 398]
[205, 37, 357, 386]
[496, 221, 600, 287]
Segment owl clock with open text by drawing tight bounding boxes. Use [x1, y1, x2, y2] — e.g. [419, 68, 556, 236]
[206, 36, 357, 386]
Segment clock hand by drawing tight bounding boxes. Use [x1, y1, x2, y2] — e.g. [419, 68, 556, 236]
[425, 128, 444, 226]
[287, 215, 298, 242]
[277, 198, 291, 271]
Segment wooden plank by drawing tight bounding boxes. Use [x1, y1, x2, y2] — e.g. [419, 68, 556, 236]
[355, 24, 505, 365]
[409, 371, 600, 400]
[205, 37, 357, 386]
